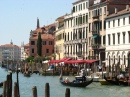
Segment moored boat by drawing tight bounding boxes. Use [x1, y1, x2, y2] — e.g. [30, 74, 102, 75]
[24, 72, 31, 77]
[0, 82, 3, 87]
[59, 70, 93, 87]
[104, 75, 119, 85]
[99, 79, 111, 85]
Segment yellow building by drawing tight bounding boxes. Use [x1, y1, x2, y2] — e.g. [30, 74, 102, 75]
[55, 16, 65, 60]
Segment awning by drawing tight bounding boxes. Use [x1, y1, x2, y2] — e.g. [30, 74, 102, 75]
[92, 35, 98, 38]
[49, 57, 72, 64]
[84, 60, 98, 64]
[64, 60, 85, 64]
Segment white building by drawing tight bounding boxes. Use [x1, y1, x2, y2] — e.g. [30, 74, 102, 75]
[64, 0, 89, 59]
[0, 41, 21, 62]
[21, 42, 29, 61]
[105, 5, 130, 69]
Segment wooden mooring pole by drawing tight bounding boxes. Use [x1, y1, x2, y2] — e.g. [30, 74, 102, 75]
[65, 88, 70, 97]
[14, 82, 18, 97]
[2, 81, 7, 97]
[32, 86, 37, 97]
[45, 83, 50, 97]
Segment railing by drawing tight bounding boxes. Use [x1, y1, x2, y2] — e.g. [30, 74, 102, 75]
[92, 44, 100, 49]
[92, 29, 99, 35]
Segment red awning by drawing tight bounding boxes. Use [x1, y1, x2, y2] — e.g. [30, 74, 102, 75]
[49, 57, 71, 64]
[84, 60, 98, 64]
[64, 59, 98, 64]
[64, 60, 85, 64]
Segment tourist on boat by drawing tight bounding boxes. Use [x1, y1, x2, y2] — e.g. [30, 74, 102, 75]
[64, 77, 69, 83]
[81, 69, 86, 82]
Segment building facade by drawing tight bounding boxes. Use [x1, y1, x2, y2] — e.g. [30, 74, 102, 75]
[29, 18, 56, 57]
[0, 41, 21, 62]
[55, 16, 65, 60]
[88, 0, 129, 65]
[64, 0, 89, 60]
[105, 5, 130, 70]
[21, 42, 29, 61]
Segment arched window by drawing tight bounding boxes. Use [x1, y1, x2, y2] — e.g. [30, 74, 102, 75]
[128, 53, 130, 67]
[109, 56, 110, 72]
[124, 55, 125, 65]
[119, 56, 120, 65]
[113, 56, 115, 64]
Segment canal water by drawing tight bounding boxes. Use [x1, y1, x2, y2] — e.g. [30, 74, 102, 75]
[0, 67, 130, 97]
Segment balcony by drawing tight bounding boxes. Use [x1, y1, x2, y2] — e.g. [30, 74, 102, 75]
[92, 14, 99, 19]
[92, 29, 99, 35]
[92, 44, 100, 49]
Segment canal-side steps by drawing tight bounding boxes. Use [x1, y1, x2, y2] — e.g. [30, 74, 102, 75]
[0, 73, 71, 97]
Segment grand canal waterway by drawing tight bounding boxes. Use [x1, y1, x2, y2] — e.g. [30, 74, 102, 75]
[0, 67, 130, 97]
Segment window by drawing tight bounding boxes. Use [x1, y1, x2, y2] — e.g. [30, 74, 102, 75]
[89, 23, 91, 32]
[46, 49, 49, 53]
[100, 8, 102, 15]
[49, 41, 53, 45]
[89, 37, 91, 45]
[123, 32, 125, 44]
[83, 3, 85, 9]
[103, 35, 105, 45]
[128, 31, 130, 43]
[31, 41, 35, 45]
[113, 34, 115, 45]
[81, 4, 82, 10]
[124, 55, 126, 65]
[89, 12, 91, 18]
[43, 41, 46, 45]
[118, 19, 120, 26]
[32, 49, 34, 53]
[117, 33, 120, 44]
[129, 16, 130, 24]
[113, 20, 115, 27]
[108, 34, 110, 45]
[86, 2, 88, 8]
[108, 21, 110, 28]
[104, 7, 106, 14]
[123, 17, 125, 25]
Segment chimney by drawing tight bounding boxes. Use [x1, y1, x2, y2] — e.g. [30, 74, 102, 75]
[115, 7, 117, 14]
[126, 5, 129, 11]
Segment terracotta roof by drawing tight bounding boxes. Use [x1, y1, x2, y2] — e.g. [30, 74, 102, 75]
[30, 34, 54, 39]
[108, 0, 130, 5]
[31, 23, 56, 34]
[56, 15, 64, 21]
[106, 7, 130, 19]
[24, 43, 29, 46]
[0, 44, 19, 48]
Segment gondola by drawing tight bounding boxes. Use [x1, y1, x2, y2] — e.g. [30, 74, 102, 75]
[104, 75, 119, 85]
[0, 82, 3, 87]
[59, 71, 93, 87]
[24, 72, 31, 77]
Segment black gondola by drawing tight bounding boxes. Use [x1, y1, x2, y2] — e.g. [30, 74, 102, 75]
[59, 70, 93, 87]
[104, 75, 119, 85]
[24, 72, 31, 77]
[0, 82, 3, 87]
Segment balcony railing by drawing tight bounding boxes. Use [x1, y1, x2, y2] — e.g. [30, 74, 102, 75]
[92, 29, 99, 35]
[92, 44, 100, 49]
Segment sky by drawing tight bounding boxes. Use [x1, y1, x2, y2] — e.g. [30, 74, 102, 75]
[0, 0, 76, 46]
